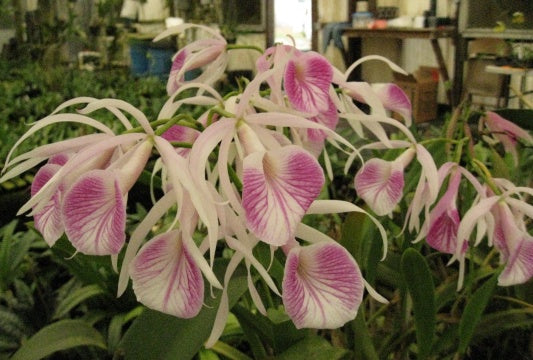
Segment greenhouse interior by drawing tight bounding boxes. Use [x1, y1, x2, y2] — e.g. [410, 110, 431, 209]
[0, 0, 532, 359]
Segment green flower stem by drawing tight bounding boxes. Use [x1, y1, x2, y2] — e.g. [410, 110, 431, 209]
[223, 90, 241, 100]
[227, 164, 242, 192]
[122, 115, 203, 136]
[453, 139, 464, 164]
[493, 295, 533, 309]
[260, 278, 275, 310]
[207, 107, 235, 126]
[419, 137, 469, 147]
[471, 159, 501, 195]
[154, 114, 204, 136]
[481, 248, 498, 268]
[153, 116, 180, 136]
[366, 300, 392, 325]
[123, 119, 168, 134]
[210, 340, 253, 360]
[444, 105, 462, 158]
[226, 44, 264, 54]
[419, 136, 469, 163]
[169, 141, 193, 148]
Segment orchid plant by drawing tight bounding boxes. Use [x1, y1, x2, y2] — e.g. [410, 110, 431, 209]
[1, 23, 532, 358]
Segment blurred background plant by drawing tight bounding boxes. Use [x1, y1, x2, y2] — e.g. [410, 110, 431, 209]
[493, 11, 533, 68]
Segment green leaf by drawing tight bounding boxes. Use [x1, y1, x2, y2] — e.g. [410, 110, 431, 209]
[0, 223, 35, 293]
[232, 304, 308, 354]
[210, 340, 252, 360]
[490, 148, 511, 179]
[232, 308, 268, 359]
[49, 238, 117, 294]
[0, 307, 29, 340]
[198, 348, 221, 360]
[107, 313, 125, 354]
[458, 272, 499, 354]
[473, 308, 533, 340]
[11, 320, 106, 360]
[435, 279, 459, 311]
[53, 284, 105, 319]
[400, 248, 435, 359]
[352, 307, 379, 360]
[375, 252, 403, 289]
[0, 221, 17, 289]
[276, 335, 350, 360]
[117, 260, 248, 360]
[340, 212, 366, 264]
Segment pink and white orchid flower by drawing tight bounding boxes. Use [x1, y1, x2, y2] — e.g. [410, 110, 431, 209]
[455, 182, 533, 288]
[282, 240, 364, 329]
[30, 154, 70, 247]
[491, 201, 533, 286]
[413, 163, 484, 255]
[129, 229, 205, 318]
[354, 148, 415, 216]
[155, 24, 228, 95]
[62, 139, 153, 255]
[370, 83, 412, 125]
[284, 51, 333, 114]
[482, 111, 533, 164]
[426, 169, 466, 255]
[238, 123, 325, 246]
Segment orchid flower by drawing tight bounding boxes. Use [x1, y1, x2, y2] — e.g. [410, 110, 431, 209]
[62, 139, 153, 255]
[238, 123, 325, 246]
[491, 201, 533, 286]
[370, 83, 412, 125]
[354, 148, 415, 216]
[19, 134, 153, 256]
[30, 154, 70, 247]
[333, 55, 414, 143]
[425, 168, 465, 254]
[254, 46, 340, 155]
[155, 24, 228, 95]
[129, 229, 205, 318]
[0, 97, 156, 255]
[482, 111, 533, 165]
[284, 51, 333, 114]
[242, 144, 325, 246]
[455, 183, 533, 288]
[160, 124, 199, 157]
[282, 240, 364, 329]
[412, 162, 484, 256]
[403, 144, 441, 233]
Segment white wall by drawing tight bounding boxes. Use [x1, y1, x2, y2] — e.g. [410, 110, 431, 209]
[226, 33, 266, 72]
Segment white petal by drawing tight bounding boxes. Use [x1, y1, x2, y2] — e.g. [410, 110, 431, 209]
[242, 146, 324, 246]
[282, 242, 364, 329]
[130, 230, 204, 318]
[354, 158, 404, 216]
[117, 190, 176, 297]
[31, 164, 64, 246]
[498, 237, 533, 286]
[62, 169, 126, 255]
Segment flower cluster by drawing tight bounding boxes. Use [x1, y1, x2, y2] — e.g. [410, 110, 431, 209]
[1, 23, 532, 346]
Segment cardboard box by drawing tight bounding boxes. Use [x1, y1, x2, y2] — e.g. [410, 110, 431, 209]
[393, 66, 439, 123]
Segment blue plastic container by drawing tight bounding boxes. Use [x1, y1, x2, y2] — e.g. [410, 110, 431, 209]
[147, 48, 174, 78]
[129, 41, 149, 76]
